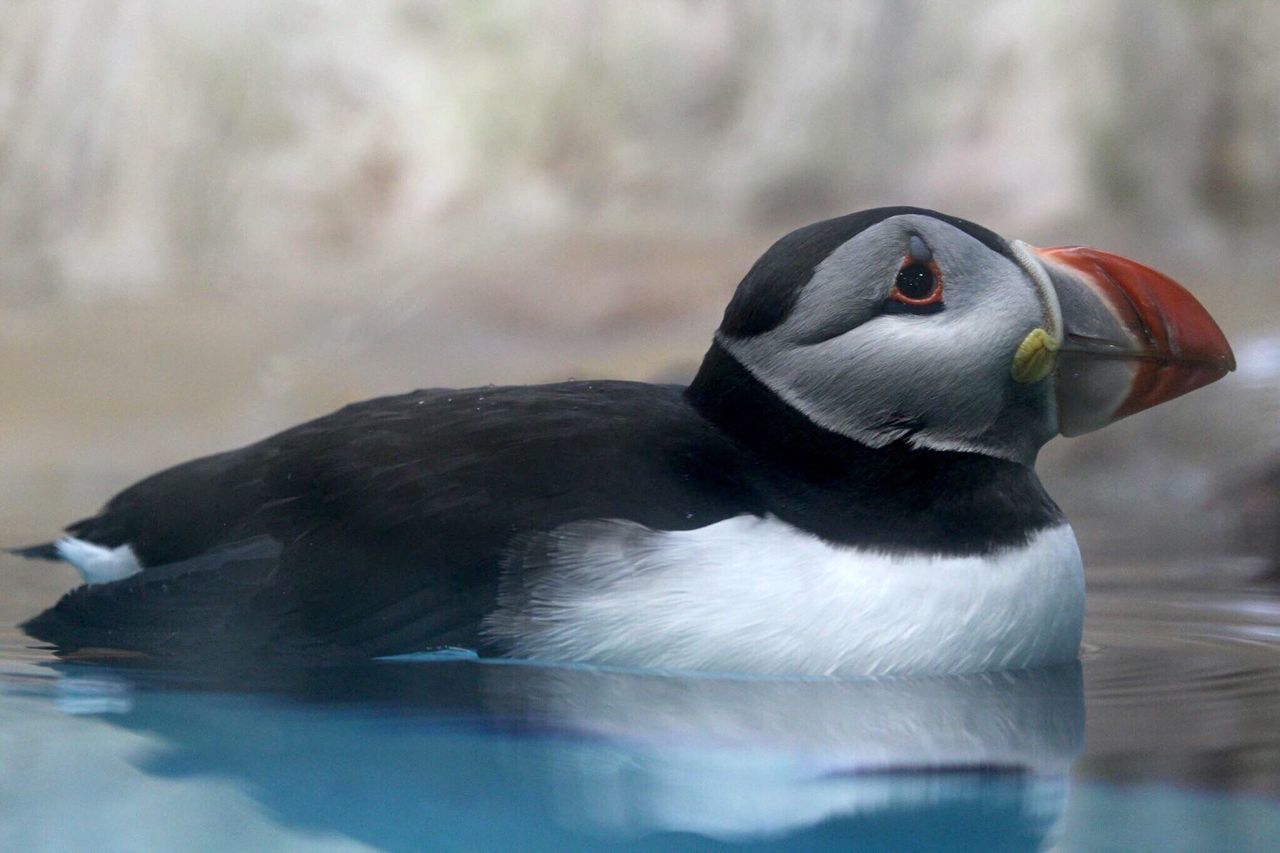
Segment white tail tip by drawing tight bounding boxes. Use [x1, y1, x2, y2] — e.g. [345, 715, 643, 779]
[55, 538, 142, 585]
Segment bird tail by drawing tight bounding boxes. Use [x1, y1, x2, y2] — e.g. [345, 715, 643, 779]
[8, 542, 61, 561]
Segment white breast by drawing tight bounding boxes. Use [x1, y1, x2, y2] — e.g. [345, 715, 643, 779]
[484, 516, 1084, 677]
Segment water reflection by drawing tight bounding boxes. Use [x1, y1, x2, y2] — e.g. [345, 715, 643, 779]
[39, 659, 1083, 850]
[8, 580, 1280, 849]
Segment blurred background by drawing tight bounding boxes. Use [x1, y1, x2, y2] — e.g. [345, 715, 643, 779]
[3, 1, 1280, 590]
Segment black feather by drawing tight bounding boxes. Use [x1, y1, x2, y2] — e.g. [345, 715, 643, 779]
[9, 542, 60, 561]
[22, 382, 749, 656]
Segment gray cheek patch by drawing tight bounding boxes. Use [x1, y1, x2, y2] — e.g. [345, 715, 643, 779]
[780, 225, 906, 345]
[721, 219, 1053, 462]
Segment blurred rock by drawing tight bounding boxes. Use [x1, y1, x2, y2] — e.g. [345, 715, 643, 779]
[1194, 334, 1280, 578]
[1226, 460, 1280, 579]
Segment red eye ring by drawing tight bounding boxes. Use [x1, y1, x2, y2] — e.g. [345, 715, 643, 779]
[889, 255, 944, 306]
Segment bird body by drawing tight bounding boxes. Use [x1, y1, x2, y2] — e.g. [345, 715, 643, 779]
[15, 207, 1234, 675]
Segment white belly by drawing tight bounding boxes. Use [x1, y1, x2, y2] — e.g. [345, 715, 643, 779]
[485, 515, 1085, 677]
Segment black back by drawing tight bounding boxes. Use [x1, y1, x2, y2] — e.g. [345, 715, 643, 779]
[25, 382, 748, 658]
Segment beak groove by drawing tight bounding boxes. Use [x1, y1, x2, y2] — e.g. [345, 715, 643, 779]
[1032, 245, 1235, 435]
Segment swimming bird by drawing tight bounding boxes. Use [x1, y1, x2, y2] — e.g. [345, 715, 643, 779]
[14, 207, 1235, 675]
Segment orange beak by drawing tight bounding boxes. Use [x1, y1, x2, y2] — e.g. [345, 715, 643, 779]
[1033, 246, 1235, 436]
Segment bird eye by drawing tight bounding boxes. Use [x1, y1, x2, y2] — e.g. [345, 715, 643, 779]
[889, 259, 943, 307]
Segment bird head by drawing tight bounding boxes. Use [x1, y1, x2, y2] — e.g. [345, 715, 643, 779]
[713, 207, 1235, 464]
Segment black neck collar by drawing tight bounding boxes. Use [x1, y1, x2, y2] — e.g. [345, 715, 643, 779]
[685, 341, 1063, 553]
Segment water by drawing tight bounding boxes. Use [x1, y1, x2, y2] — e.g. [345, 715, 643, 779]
[2, 563, 1280, 852]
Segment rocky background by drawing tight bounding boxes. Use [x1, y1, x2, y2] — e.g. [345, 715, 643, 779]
[2, 1, 1279, 578]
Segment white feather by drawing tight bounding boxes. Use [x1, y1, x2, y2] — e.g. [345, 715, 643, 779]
[485, 516, 1084, 677]
[55, 537, 142, 585]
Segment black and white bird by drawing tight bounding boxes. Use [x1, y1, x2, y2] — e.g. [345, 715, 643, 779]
[14, 207, 1235, 676]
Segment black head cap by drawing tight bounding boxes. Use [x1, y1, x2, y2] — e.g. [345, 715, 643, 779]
[718, 206, 1015, 338]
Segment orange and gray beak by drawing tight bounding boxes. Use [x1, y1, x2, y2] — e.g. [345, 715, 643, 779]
[1033, 245, 1235, 436]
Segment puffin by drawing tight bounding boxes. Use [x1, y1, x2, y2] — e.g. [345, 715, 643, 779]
[13, 207, 1235, 676]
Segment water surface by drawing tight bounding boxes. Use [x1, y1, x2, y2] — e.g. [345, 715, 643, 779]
[3, 545, 1280, 851]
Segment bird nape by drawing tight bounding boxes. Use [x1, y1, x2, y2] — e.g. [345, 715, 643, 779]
[13, 206, 1235, 677]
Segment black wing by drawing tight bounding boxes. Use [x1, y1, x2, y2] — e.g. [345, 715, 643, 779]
[22, 381, 756, 658]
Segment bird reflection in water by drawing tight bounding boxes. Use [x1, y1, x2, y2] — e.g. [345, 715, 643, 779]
[46, 658, 1083, 850]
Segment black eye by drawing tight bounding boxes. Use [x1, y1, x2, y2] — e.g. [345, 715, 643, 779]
[895, 263, 935, 300]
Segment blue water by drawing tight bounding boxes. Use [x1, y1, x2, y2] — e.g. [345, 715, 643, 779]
[3, 578, 1280, 851]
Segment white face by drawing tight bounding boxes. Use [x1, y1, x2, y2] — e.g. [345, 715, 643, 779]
[720, 214, 1061, 464]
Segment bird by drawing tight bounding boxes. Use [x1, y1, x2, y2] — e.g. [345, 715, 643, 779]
[12, 207, 1235, 676]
